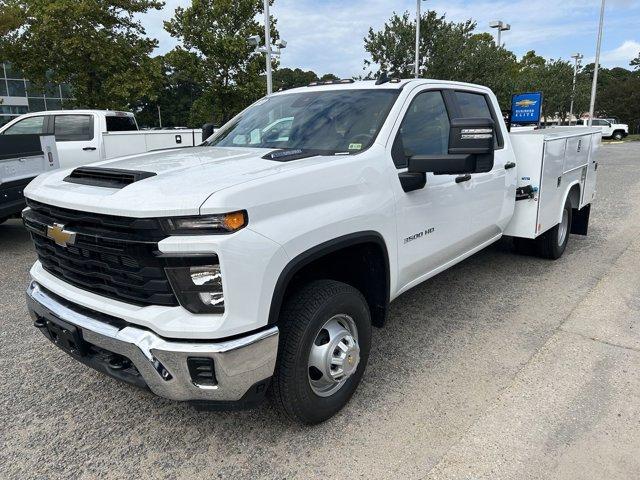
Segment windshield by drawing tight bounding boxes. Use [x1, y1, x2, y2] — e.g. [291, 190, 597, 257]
[206, 89, 399, 155]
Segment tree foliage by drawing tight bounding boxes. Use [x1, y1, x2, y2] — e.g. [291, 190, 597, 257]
[0, 0, 164, 109]
[272, 68, 340, 91]
[364, 11, 517, 105]
[163, 0, 278, 125]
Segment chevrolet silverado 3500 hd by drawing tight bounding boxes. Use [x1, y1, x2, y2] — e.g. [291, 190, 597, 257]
[23, 79, 599, 424]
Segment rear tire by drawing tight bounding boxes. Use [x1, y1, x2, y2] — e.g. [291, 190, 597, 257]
[272, 280, 371, 424]
[535, 198, 572, 259]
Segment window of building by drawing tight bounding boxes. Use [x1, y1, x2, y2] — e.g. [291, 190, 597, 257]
[46, 98, 63, 111]
[7, 79, 26, 97]
[4, 62, 23, 79]
[2, 115, 45, 134]
[28, 97, 46, 112]
[0, 79, 7, 96]
[54, 115, 93, 141]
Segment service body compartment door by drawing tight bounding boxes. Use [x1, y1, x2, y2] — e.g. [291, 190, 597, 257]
[581, 133, 599, 207]
[536, 138, 566, 236]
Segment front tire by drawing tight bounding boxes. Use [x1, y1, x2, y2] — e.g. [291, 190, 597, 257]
[612, 131, 624, 141]
[535, 198, 572, 259]
[272, 280, 371, 424]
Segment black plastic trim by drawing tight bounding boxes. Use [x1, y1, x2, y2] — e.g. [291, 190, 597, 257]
[267, 231, 390, 326]
[64, 167, 156, 189]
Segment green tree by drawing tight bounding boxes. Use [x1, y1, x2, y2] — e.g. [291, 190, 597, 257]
[0, 0, 164, 109]
[132, 55, 203, 128]
[164, 0, 279, 125]
[363, 10, 518, 106]
[631, 52, 640, 70]
[271, 68, 340, 91]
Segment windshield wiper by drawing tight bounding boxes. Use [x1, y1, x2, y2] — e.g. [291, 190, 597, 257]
[262, 148, 334, 162]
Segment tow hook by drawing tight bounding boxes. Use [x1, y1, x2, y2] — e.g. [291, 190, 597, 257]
[107, 355, 131, 371]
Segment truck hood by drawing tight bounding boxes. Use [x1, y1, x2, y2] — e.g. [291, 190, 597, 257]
[24, 146, 314, 217]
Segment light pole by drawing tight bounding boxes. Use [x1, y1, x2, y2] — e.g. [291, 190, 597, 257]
[247, 1, 287, 96]
[588, 0, 606, 126]
[569, 53, 583, 124]
[489, 20, 511, 47]
[414, 0, 427, 78]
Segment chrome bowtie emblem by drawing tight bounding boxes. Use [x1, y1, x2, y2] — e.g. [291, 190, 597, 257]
[46, 223, 77, 248]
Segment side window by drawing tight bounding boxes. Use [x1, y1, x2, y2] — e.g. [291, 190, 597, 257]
[454, 91, 502, 148]
[2, 116, 45, 135]
[54, 115, 93, 141]
[454, 91, 492, 118]
[393, 91, 450, 168]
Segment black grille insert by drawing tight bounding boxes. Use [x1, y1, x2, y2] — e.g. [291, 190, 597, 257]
[24, 200, 178, 307]
[64, 167, 156, 189]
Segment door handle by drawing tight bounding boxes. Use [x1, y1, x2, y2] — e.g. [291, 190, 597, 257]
[455, 174, 471, 184]
[82, 147, 97, 151]
[505, 162, 516, 170]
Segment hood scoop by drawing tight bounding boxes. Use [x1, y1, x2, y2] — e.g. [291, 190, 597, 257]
[64, 167, 156, 189]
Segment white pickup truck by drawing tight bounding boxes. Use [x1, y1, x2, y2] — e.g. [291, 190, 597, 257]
[0, 110, 201, 169]
[577, 118, 628, 140]
[22, 79, 600, 424]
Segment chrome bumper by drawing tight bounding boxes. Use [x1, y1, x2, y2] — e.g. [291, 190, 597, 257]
[26, 281, 279, 404]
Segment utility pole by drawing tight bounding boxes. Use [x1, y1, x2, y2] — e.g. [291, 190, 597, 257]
[414, 0, 423, 78]
[588, 0, 606, 126]
[264, 0, 273, 94]
[569, 53, 583, 124]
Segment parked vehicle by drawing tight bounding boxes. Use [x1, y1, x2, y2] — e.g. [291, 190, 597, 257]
[0, 110, 201, 169]
[23, 79, 599, 424]
[577, 118, 628, 140]
[0, 134, 58, 223]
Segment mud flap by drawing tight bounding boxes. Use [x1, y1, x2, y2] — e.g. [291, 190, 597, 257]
[571, 204, 591, 236]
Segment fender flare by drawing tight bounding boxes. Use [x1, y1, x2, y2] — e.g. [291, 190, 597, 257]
[558, 181, 581, 224]
[267, 231, 391, 326]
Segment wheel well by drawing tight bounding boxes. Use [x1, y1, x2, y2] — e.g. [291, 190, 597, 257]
[567, 183, 581, 209]
[269, 235, 390, 328]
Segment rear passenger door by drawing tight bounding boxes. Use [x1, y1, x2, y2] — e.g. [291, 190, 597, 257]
[450, 89, 512, 238]
[53, 114, 100, 168]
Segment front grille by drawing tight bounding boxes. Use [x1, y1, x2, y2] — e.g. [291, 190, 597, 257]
[24, 200, 178, 307]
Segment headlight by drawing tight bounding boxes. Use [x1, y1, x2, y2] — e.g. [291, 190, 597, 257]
[166, 265, 225, 314]
[161, 211, 247, 235]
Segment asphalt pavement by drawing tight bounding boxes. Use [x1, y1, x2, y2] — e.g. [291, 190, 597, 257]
[1, 142, 639, 479]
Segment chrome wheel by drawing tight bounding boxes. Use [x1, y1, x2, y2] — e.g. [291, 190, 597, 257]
[558, 207, 569, 246]
[308, 314, 360, 397]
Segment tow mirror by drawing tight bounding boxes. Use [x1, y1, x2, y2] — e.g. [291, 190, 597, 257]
[407, 117, 495, 175]
[202, 123, 216, 142]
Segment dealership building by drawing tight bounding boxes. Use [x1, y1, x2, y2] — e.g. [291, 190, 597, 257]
[0, 62, 72, 127]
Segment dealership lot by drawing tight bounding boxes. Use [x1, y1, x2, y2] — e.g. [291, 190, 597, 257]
[1, 142, 639, 480]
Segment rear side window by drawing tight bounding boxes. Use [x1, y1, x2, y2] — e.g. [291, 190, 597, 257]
[54, 115, 93, 141]
[454, 91, 492, 118]
[454, 91, 502, 148]
[106, 115, 137, 132]
[3, 116, 45, 135]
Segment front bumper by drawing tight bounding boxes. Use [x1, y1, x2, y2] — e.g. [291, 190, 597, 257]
[26, 281, 279, 406]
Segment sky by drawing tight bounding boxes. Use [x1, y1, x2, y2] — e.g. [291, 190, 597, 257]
[141, 0, 640, 78]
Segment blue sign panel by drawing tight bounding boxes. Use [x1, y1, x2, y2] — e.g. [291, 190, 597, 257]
[511, 92, 543, 124]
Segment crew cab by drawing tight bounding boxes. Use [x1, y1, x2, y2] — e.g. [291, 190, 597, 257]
[0, 110, 201, 169]
[577, 117, 628, 140]
[22, 79, 600, 424]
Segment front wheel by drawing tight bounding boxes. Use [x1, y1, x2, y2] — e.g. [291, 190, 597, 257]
[272, 280, 371, 424]
[535, 198, 572, 259]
